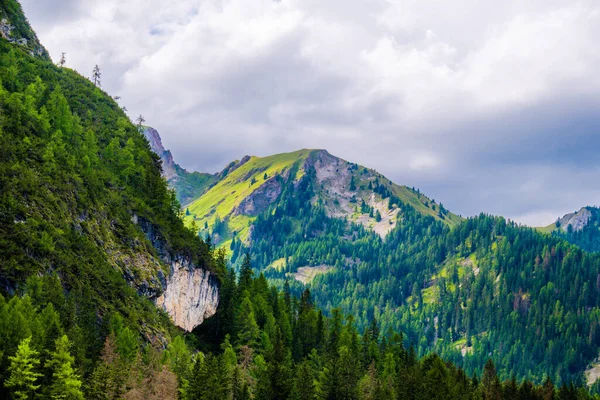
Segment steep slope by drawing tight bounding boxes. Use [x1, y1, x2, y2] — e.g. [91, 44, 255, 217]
[0, 23, 219, 340]
[184, 148, 461, 246]
[142, 126, 215, 205]
[0, 0, 49, 59]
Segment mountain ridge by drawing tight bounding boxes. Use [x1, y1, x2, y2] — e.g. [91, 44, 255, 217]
[142, 126, 461, 248]
[151, 127, 600, 384]
[142, 127, 215, 205]
[540, 206, 600, 253]
[5, 3, 600, 396]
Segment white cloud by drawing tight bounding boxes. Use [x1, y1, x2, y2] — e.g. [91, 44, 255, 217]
[20, 0, 600, 226]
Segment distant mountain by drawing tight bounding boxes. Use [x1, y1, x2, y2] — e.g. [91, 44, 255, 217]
[161, 146, 600, 384]
[183, 148, 461, 246]
[142, 127, 215, 205]
[541, 206, 600, 252]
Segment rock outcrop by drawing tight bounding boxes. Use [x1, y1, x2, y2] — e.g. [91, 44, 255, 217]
[155, 260, 219, 332]
[0, 1, 50, 60]
[234, 177, 283, 216]
[142, 127, 178, 180]
[134, 214, 219, 332]
[142, 126, 215, 205]
[558, 207, 593, 232]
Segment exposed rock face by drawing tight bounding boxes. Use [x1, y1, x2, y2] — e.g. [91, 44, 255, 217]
[304, 150, 398, 238]
[558, 207, 593, 232]
[0, 12, 49, 59]
[142, 127, 216, 205]
[155, 260, 219, 332]
[134, 214, 219, 332]
[142, 127, 177, 180]
[234, 177, 283, 216]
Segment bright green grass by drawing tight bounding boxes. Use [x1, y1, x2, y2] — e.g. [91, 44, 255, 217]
[392, 185, 463, 227]
[186, 149, 315, 242]
[422, 285, 439, 305]
[268, 258, 287, 271]
[184, 148, 463, 246]
[536, 223, 558, 234]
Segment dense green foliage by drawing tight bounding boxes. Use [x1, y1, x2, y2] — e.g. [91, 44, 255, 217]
[2, 4, 600, 397]
[0, 29, 214, 393]
[226, 168, 600, 385]
[3, 256, 597, 399]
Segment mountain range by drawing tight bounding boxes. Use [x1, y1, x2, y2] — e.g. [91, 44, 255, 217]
[2, 1, 600, 397]
[147, 125, 600, 385]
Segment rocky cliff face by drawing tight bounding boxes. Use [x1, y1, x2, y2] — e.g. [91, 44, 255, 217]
[143, 127, 178, 180]
[142, 127, 215, 205]
[234, 176, 284, 216]
[133, 214, 219, 332]
[0, 2, 49, 60]
[305, 150, 399, 237]
[558, 207, 593, 232]
[155, 262, 219, 332]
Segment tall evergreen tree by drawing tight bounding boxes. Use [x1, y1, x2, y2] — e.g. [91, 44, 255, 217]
[5, 337, 42, 400]
[45, 335, 84, 400]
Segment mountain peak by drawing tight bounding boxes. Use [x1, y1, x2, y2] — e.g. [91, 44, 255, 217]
[556, 206, 594, 232]
[142, 126, 215, 205]
[183, 147, 461, 246]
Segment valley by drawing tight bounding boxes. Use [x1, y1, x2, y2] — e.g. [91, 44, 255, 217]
[1, 0, 600, 398]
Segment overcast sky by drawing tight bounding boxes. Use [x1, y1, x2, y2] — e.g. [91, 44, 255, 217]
[20, 0, 600, 226]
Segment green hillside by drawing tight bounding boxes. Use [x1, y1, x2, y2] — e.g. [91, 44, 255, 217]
[2, 24, 581, 398]
[0, 23, 215, 394]
[185, 149, 314, 244]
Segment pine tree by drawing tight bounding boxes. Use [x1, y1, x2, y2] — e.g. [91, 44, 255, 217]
[45, 335, 84, 400]
[269, 327, 292, 399]
[290, 360, 315, 400]
[165, 335, 192, 388]
[481, 359, 502, 400]
[231, 365, 250, 400]
[92, 65, 101, 87]
[136, 115, 145, 131]
[87, 333, 124, 399]
[115, 326, 139, 363]
[5, 337, 43, 400]
[235, 297, 259, 348]
[238, 253, 254, 294]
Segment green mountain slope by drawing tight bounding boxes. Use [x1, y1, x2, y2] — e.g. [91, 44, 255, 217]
[166, 147, 600, 384]
[2, 4, 599, 398]
[184, 148, 461, 247]
[0, 17, 217, 387]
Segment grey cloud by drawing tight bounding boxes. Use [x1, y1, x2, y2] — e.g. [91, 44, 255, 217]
[19, 0, 600, 226]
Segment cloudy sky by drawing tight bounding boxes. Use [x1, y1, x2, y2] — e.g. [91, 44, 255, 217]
[21, 0, 600, 225]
